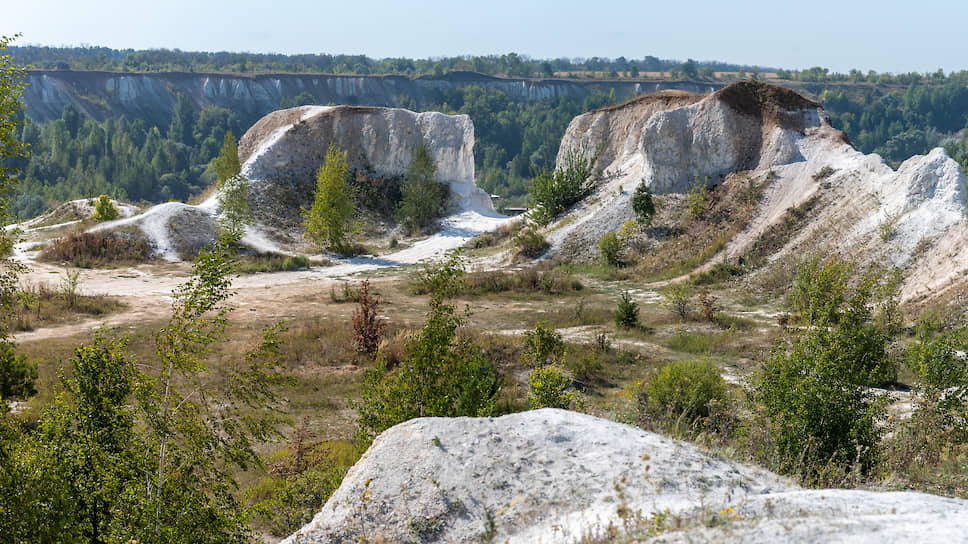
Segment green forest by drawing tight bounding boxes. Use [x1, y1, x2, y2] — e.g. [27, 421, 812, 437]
[4, 46, 968, 220]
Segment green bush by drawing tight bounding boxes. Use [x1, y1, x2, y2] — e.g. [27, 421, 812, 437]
[521, 322, 564, 368]
[614, 290, 639, 329]
[598, 232, 623, 267]
[528, 364, 582, 410]
[664, 284, 692, 321]
[527, 144, 599, 225]
[641, 359, 728, 426]
[513, 224, 550, 259]
[755, 257, 898, 479]
[685, 176, 710, 218]
[92, 194, 119, 222]
[0, 340, 37, 400]
[355, 253, 501, 441]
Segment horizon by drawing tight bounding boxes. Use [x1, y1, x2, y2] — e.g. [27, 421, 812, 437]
[4, 0, 967, 75]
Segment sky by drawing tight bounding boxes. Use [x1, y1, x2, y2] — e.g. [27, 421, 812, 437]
[4, 0, 967, 74]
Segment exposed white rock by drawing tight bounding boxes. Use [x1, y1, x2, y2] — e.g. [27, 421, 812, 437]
[282, 409, 968, 543]
[76, 106, 510, 266]
[237, 105, 490, 216]
[549, 81, 968, 302]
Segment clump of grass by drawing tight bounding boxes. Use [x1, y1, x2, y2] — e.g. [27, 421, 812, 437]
[812, 165, 836, 181]
[39, 230, 154, 267]
[9, 281, 125, 332]
[236, 253, 323, 274]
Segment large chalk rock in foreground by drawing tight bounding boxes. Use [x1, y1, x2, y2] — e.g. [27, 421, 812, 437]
[282, 409, 968, 543]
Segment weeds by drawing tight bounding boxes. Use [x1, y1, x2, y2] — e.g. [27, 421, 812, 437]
[40, 230, 154, 267]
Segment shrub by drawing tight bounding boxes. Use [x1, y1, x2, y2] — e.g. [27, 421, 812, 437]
[0, 340, 37, 399]
[614, 290, 639, 328]
[631, 182, 656, 225]
[598, 232, 623, 267]
[355, 253, 501, 441]
[40, 231, 154, 267]
[640, 359, 728, 427]
[528, 144, 599, 225]
[92, 194, 119, 222]
[685, 176, 710, 218]
[754, 257, 898, 479]
[521, 322, 564, 368]
[903, 323, 968, 446]
[528, 364, 582, 410]
[812, 165, 835, 181]
[513, 224, 550, 259]
[352, 278, 386, 356]
[664, 284, 692, 321]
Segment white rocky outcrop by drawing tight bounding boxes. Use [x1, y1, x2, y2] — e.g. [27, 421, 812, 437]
[549, 81, 968, 302]
[282, 409, 968, 543]
[82, 106, 508, 263]
[238, 105, 494, 218]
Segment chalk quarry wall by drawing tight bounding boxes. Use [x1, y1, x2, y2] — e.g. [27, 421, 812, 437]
[22, 70, 723, 126]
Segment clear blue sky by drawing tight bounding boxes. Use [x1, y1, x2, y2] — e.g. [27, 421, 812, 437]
[4, 0, 966, 74]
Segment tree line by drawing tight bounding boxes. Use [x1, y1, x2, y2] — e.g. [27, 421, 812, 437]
[10, 45, 768, 78]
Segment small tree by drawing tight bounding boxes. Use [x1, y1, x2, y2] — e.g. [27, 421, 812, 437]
[632, 182, 656, 225]
[304, 145, 357, 253]
[92, 194, 119, 222]
[213, 130, 241, 184]
[665, 284, 692, 321]
[615, 290, 639, 328]
[754, 258, 898, 480]
[685, 175, 710, 218]
[527, 143, 600, 225]
[355, 252, 501, 441]
[396, 140, 449, 233]
[352, 278, 386, 356]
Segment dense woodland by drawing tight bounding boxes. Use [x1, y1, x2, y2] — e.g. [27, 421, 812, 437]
[4, 46, 968, 219]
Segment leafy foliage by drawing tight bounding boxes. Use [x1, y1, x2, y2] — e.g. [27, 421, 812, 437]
[213, 130, 241, 184]
[641, 359, 728, 426]
[521, 321, 565, 368]
[754, 257, 899, 479]
[685, 176, 710, 218]
[528, 364, 582, 410]
[396, 140, 449, 233]
[355, 252, 501, 441]
[92, 194, 118, 222]
[304, 145, 357, 253]
[598, 232, 623, 267]
[0, 340, 36, 399]
[527, 144, 599, 225]
[512, 223, 549, 259]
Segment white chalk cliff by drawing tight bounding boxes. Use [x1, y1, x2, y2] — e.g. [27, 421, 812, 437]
[549, 81, 968, 302]
[282, 409, 968, 543]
